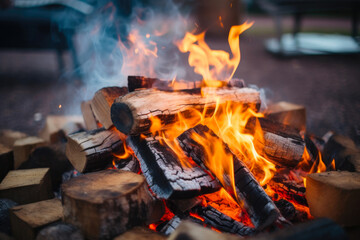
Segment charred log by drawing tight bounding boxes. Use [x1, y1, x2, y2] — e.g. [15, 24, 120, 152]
[65, 128, 123, 173]
[111, 88, 260, 135]
[177, 124, 280, 230]
[127, 135, 220, 199]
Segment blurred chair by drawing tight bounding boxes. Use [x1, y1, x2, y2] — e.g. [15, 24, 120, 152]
[0, 0, 95, 77]
[255, 0, 360, 56]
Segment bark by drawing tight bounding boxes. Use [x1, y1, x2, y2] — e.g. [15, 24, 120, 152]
[127, 135, 221, 199]
[111, 87, 260, 135]
[177, 124, 280, 230]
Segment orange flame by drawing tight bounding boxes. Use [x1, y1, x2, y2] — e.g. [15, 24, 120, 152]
[176, 22, 253, 87]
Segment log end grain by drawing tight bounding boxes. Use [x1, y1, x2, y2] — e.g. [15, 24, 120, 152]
[111, 102, 134, 135]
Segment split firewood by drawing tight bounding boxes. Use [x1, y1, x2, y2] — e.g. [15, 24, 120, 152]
[81, 100, 99, 130]
[91, 87, 128, 129]
[247, 118, 305, 168]
[0, 129, 28, 148]
[39, 115, 84, 143]
[65, 128, 123, 173]
[113, 155, 140, 173]
[111, 87, 260, 135]
[13, 136, 46, 169]
[127, 135, 221, 199]
[0, 168, 53, 204]
[246, 218, 346, 240]
[62, 170, 156, 240]
[265, 101, 306, 132]
[0, 144, 13, 182]
[177, 124, 280, 230]
[168, 220, 241, 240]
[323, 134, 360, 172]
[306, 171, 360, 226]
[9, 198, 63, 240]
[114, 226, 166, 240]
[160, 215, 182, 235]
[36, 223, 84, 240]
[192, 205, 256, 236]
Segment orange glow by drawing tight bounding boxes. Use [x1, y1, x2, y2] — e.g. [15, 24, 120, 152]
[58, 104, 62, 109]
[219, 16, 224, 28]
[189, 212, 205, 222]
[176, 22, 253, 87]
[330, 158, 336, 170]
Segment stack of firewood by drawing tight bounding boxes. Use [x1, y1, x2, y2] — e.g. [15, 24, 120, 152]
[0, 76, 359, 240]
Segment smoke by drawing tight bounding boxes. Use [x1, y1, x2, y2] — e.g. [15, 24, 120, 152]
[68, 0, 195, 97]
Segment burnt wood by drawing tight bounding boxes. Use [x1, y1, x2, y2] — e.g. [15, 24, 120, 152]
[62, 170, 156, 240]
[177, 124, 280, 230]
[65, 128, 123, 173]
[192, 205, 256, 236]
[127, 135, 221, 199]
[111, 87, 260, 135]
[247, 118, 305, 168]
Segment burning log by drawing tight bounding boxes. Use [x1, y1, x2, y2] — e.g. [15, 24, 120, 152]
[91, 87, 128, 129]
[265, 101, 306, 132]
[192, 205, 256, 236]
[111, 87, 260, 135]
[81, 101, 99, 130]
[306, 171, 360, 226]
[248, 118, 305, 168]
[160, 215, 182, 235]
[127, 135, 221, 199]
[9, 198, 63, 240]
[0, 168, 53, 204]
[65, 128, 123, 173]
[177, 124, 280, 230]
[62, 170, 156, 240]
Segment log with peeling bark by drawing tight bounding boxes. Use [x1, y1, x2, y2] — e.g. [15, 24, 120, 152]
[111, 87, 260, 135]
[65, 128, 123, 173]
[192, 205, 256, 236]
[127, 135, 221, 199]
[91, 87, 128, 129]
[177, 124, 280, 230]
[62, 170, 156, 240]
[247, 118, 305, 168]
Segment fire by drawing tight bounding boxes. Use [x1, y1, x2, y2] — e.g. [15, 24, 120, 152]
[176, 22, 253, 87]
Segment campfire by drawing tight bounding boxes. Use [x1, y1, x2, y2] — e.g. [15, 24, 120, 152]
[0, 16, 359, 240]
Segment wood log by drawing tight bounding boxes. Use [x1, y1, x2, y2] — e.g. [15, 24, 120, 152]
[306, 171, 360, 226]
[111, 87, 260, 135]
[62, 170, 156, 240]
[81, 101, 99, 130]
[323, 134, 360, 172]
[246, 218, 347, 240]
[0, 144, 13, 182]
[192, 205, 256, 236]
[65, 128, 123, 173]
[168, 220, 241, 240]
[91, 87, 128, 129]
[39, 115, 84, 143]
[36, 222, 84, 240]
[127, 135, 221, 199]
[114, 226, 166, 240]
[127, 76, 244, 92]
[13, 136, 46, 169]
[177, 124, 280, 230]
[247, 118, 305, 168]
[9, 198, 63, 240]
[160, 215, 182, 235]
[113, 155, 140, 173]
[0, 129, 28, 148]
[265, 101, 306, 132]
[0, 168, 53, 204]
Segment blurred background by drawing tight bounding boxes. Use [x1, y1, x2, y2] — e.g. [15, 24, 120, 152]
[0, 0, 359, 143]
